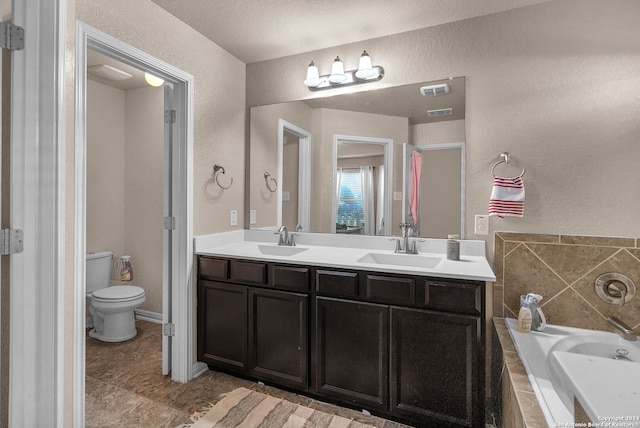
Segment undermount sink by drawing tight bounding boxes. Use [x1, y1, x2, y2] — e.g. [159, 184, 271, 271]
[257, 244, 308, 256]
[357, 252, 442, 268]
[549, 334, 640, 362]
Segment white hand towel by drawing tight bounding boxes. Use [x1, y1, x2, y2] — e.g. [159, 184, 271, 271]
[489, 175, 524, 217]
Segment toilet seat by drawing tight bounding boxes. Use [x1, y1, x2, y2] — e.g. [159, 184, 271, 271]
[92, 285, 145, 303]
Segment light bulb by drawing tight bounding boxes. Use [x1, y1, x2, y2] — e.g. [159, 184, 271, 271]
[303, 61, 321, 87]
[144, 72, 164, 87]
[355, 51, 376, 79]
[328, 56, 346, 84]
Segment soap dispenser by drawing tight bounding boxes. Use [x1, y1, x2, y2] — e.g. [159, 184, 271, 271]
[517, 296, 532, 333]
[118, 255, 134, 282]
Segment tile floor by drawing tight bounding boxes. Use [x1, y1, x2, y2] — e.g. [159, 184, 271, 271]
[86, 320, 410, 427]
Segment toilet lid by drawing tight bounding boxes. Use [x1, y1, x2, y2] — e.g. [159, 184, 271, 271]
[92, 285, 145, 302]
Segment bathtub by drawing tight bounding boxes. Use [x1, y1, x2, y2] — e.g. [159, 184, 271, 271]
[505, 318, 640, 426]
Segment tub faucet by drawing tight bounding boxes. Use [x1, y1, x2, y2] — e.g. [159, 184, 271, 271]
[607, 316, 637, 341]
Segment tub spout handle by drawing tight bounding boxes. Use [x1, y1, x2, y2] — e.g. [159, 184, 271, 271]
[607, 316, 637, 341]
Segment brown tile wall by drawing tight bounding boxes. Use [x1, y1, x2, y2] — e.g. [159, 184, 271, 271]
[493, 232, 640, 330]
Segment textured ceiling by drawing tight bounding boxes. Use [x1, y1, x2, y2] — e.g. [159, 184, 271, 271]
[150, 0, 551, 63]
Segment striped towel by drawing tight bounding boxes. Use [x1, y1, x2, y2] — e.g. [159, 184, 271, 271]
[489, 175, 524, 217]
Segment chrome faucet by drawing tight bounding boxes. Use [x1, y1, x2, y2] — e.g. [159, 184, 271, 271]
[607, 316, 637, 341]
[391, 223, 421, 254]
[275, 226, 297, 246]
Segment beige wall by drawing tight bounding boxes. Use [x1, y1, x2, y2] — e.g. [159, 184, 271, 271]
[247, 0, 640, 260]
[249, 101, 313, 229]
[87, 80, 164, 314]
[86, 80, 126, 258]
[412, 119, 465, 146]
[124, 86, 164, 314]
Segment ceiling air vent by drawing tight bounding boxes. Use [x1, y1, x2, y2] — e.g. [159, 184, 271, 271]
[427, 108, 453, 117]
[420, 83, 449, 96]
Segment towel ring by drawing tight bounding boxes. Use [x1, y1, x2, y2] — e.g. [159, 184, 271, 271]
[491, 152, 525, 178]
[264, 172, 277, 193]
[213, 164, 233, 189]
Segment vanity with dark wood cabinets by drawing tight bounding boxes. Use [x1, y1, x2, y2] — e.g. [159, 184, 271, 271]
[197, 255, 486, 428]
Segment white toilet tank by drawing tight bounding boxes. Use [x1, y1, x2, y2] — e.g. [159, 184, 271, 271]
[86, 251, 113, 294]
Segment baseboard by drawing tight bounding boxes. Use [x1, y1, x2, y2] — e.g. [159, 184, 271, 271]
[193, 361, 208, 378]
[134, 309, 163, 324]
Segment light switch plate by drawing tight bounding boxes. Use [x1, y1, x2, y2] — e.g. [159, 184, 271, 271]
[230, 210, 238, 227]
[475, 215, 489, 235]
[250, 210, 256, 225]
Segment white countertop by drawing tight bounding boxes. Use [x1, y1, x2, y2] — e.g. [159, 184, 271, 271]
[194, 230, 496, 282]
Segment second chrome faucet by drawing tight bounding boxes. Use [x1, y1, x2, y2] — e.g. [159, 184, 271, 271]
[391, 223, 421, 254]
[275, 226, 298, 246]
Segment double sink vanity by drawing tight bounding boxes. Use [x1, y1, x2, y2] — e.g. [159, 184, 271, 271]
[194, 230, 495, 428]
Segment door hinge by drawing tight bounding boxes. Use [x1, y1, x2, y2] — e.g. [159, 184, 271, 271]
[163, 323, 175, 337]
[164, 109, 176, 124]
[0, 22, 25, 51]
[1, 229, 24, 255]
[163, 216, 175, 230]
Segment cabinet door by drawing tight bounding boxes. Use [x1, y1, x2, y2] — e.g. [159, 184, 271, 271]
[197, 280, 248, 373]
[390, 307, 482, 428]
[314, 297, 389, 410]
[248, 288, 308, 390]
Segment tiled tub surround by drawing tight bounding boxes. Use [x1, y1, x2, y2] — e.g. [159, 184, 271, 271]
[493, 318, 547, 428]
[493, 232, 640, 331]
[492, 232, 640, 427]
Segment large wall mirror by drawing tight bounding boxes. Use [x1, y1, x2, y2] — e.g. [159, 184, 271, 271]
[249, 76, 465, 238]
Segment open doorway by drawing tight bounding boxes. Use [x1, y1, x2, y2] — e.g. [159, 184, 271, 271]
[76, 22, 194, 426]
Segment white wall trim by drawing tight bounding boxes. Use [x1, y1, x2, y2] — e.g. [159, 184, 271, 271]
[277, 119, 311, 231]
[74, 21, 194, 427]
[9, 0, 65, 426]
[192, 361, 209, 378]
[134, 309, 163, 324]
[332, 134, 393, 235]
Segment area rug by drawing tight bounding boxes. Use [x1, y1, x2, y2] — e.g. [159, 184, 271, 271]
[179, 387, 380, 428]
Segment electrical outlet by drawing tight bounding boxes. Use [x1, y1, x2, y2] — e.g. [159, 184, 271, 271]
[250, 210, 256, 225]
[475, 215, 489, 235]
[230, 210, 238, 227]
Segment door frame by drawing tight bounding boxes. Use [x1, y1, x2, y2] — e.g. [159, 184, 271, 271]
[332, 134, 393, 235]
[8, 0, 65, 426]
[277, 119, 311, 231]
[74, 21, 194, 426]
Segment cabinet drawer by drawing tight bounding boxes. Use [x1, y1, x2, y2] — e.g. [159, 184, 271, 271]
[417, 278, 482, 315]
[230, 260, 267, 285]
[361, 274, 414, 305]
[198, 257, 228, 281]
[316, 269, 359, 298]
[269, 265, 310, 292]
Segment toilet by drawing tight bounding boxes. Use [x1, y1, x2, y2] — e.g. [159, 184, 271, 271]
[86, 251, 146, 342]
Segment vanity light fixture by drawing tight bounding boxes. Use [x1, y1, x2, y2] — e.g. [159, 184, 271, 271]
[304, 50, 384, 91]
[144, 72, 164, 87]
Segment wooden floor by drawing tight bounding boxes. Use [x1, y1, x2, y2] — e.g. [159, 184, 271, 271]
[85, 320, 410, 427]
